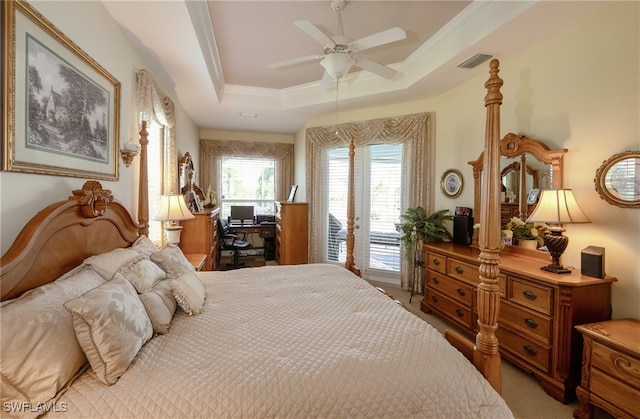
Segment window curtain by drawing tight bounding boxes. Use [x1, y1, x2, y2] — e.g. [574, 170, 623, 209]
[305, 112, 433, 290]
[136, 69, 177, 194]
[199, 140, 294, 203]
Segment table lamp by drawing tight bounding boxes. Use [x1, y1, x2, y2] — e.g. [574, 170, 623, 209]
[526, 189, 590, 274]
[154, 194, 195, 245]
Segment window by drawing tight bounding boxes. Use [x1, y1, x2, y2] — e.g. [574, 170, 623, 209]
[146, 120, 164, 245]
[220, 157, 276, 219]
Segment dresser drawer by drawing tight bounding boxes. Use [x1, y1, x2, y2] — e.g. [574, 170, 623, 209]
[425, 289, 473, 329]
[447, 258, 479, 284]
[499, 300, 551, 343]
[590, 369, 640, 416]
[508, 277, 552, 315]
[425, 252, 447, 274]
[425, 270, 473, 306]
[592, 341, 640, 389]
[496, 325, 551, 373]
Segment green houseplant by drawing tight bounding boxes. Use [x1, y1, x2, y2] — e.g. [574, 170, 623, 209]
[398, 207, 453, 260]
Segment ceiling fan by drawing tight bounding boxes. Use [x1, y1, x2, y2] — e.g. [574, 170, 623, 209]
[268, 0, 406, 89]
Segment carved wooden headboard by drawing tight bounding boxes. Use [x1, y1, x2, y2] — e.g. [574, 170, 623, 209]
[0, 124, 150, 302]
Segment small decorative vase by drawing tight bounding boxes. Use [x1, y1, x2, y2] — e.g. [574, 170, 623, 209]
[518, 239, 538, 250]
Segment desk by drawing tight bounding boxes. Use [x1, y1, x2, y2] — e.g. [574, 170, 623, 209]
[227, 223, 276, 260]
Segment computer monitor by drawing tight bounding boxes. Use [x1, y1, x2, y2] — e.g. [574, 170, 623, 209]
[230, 205, 254, 225]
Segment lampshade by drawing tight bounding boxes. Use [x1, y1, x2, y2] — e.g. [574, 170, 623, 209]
[154, 195, 195, 222]
[526, 189, 590, 274]
[321, 53, 356, 80]
[526, 189, 590, 225]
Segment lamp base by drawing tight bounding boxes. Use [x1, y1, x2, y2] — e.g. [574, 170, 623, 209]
[165, 224, 183, 246]
[541, 264, 571, 274]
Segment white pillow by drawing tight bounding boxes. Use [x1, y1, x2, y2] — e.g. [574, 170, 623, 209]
[171, 272, 206, 316]
[84, 248, 143, 280]
[120, 258, 166, 293]
[0, 265, 106, 406]
[64, 274, 153, 385]
[150, 244, 196, 279]
[130, 235, 159, 258]
[139, 280, 177, 334]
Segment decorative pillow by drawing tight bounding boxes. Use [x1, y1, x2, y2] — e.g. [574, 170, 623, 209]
[84, 248, 144, 280]
[120, 258, 166, 293]
[130, 235, 159, 258]
[171, 272, 206, 316]
[150, 244, 196, 279]
[139, 280, 177, 334]
[64, 274, 153, 385]
[0, 265, 106, 406]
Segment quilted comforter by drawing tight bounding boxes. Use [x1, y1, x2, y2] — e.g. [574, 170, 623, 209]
[47, 264, 512, 418]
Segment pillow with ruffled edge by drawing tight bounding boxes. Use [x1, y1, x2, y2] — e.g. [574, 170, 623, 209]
[119, 258, 166, 293]
[171, 272, 206, 316]
[130, 235, 159, 258]
[150, 244, 196, 279]
[1, 265, 106, 406]
[139, 280, 177, 334]
[64, 274, 153, 385]
[84, 248, 144, 280]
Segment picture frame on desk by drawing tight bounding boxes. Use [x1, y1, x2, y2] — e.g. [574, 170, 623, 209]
[286, 185, 298, 202]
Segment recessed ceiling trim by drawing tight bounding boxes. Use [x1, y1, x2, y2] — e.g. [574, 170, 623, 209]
[185, 0, 225, 103]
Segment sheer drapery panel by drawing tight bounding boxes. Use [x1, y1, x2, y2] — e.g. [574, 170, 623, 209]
[305, 112, 433, 289]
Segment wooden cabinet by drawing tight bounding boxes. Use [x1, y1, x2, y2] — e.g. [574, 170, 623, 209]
[179, 208, 220, 271]
[421, 242, 616, 403]
[275, 202, 308, 265]
[501, 202, 537, 226]
[574, 319, 640, 419]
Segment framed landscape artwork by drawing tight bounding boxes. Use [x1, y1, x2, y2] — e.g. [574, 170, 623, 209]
[2, 0, 120, 180]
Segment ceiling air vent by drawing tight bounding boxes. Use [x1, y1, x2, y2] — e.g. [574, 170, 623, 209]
[457, 54, 493, 69]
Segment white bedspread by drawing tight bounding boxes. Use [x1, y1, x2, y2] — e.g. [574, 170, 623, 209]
[48, 264, 512, 418]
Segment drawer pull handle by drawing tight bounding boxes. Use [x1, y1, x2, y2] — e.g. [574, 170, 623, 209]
[431, 295, 439, 303]
[523, 290, 537, 300]
[455, 266, 464, 274]
[455, 309, 464, 318]
[433, 259, 440, 266]
[524, 318, 538, 329]
[523, 345, 538, 357]
[456, 288, 466, 297]
[432, 277, 440, 284]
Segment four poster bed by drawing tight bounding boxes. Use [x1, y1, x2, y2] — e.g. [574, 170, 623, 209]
[0, 61, 510, 418]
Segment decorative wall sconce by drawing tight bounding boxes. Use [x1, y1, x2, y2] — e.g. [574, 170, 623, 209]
[120, 141, 141, 167]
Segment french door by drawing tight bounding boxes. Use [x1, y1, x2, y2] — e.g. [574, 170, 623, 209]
[325, 143, 403, 283]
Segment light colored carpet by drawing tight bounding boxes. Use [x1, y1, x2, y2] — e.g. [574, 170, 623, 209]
[367, 280, 613, 419]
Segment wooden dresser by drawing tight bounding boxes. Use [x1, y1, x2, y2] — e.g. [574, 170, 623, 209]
[501, 202, 537, 226]
[574, 319, 640, 419]
[274, 202, 308, 265]
[179, 208, 220, 271]
[421, 242, 616, 403]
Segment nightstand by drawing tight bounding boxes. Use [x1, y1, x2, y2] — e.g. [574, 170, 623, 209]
[184, 253, 207, 272]
[574, 318, 640, 419]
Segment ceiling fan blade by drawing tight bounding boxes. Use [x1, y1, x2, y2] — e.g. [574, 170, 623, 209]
[294, 20, 336, 47]
[321, 71, 335, 90]
[349, 27, 406, 52]
[355, 56, 397, 79]
[268, 54, 323, 69]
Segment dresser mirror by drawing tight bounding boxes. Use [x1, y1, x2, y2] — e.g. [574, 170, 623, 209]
[594, 150, 640, 208]
[179, 152, 205, 212]
[469, 133, 567, 236]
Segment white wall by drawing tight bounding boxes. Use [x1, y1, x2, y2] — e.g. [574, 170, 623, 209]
[0, 1, 199, 255]
[297, 2, 640, 319]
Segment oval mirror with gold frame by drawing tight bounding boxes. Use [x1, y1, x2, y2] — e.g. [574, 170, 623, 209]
[594, 150, 640, 208]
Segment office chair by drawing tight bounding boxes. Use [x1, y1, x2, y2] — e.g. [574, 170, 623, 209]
[218, 218, 251, 270]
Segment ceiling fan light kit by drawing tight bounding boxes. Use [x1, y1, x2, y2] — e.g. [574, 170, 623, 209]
[268, 0, 406, 88]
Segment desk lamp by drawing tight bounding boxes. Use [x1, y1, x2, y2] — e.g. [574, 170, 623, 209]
[527, 189, 590, 274]
[154, 195, 195, 245]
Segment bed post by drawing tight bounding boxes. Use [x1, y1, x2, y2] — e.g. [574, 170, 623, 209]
[138, 121, 149, 236]
[476, 58, 503, 393]
[345, 136, 361, 276]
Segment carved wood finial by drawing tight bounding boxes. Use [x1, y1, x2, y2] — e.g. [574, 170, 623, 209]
[71, 181, 113, 218]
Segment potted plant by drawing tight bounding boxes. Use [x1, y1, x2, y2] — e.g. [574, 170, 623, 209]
[503, 216, 549, 249]
[399, 207, 453, 259]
